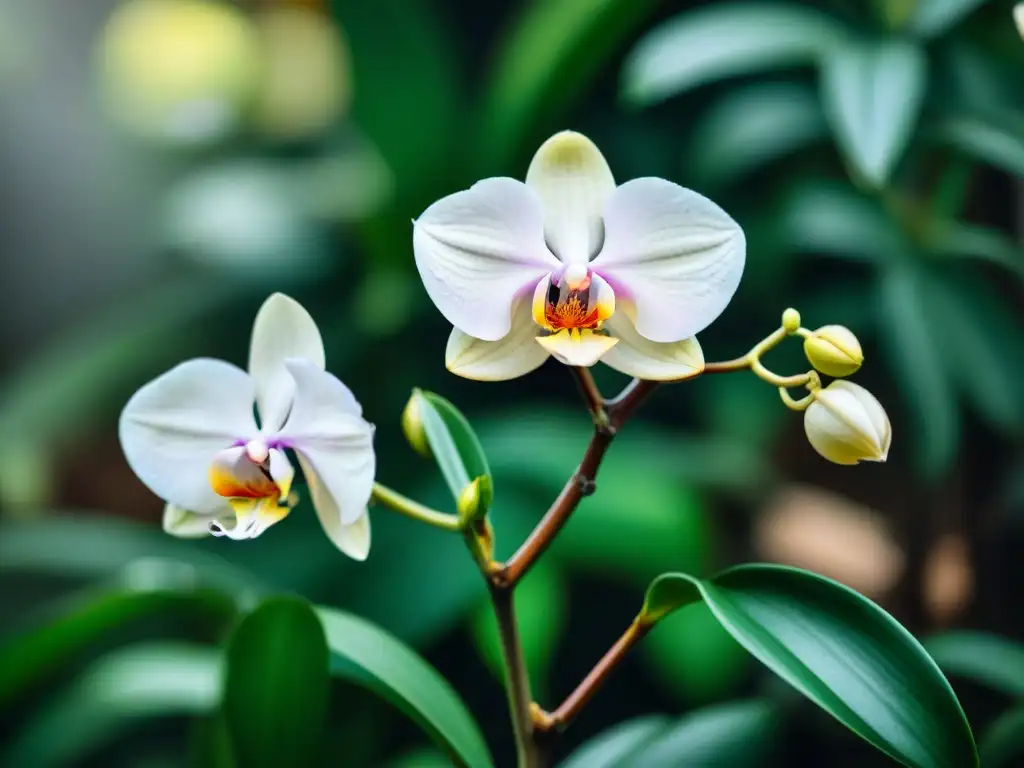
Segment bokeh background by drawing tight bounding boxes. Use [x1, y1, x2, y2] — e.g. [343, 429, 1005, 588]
[1, 0, 1023, 765]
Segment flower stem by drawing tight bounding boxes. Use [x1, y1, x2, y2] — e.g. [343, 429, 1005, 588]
[534, 618, 650, 733]
[370, 483, 461, 532]
[488, 583, 542, 768]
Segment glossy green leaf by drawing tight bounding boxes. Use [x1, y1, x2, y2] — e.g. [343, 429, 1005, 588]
[942, 117, 1024, 178]
[3, 643, 220, 767]
[414, 390, 491, 502]
[223, 596, 330, 767]
[689, 82, 827, 187]
[925, 274, 1024, 433]
[641, 566, 978, 767]
[910, 0, 989, 38]
[0, 584, 234, 709]
[779, 181, 906, 262]
[624, 699, 779, 767]
[821, 39, 927, 187]
[317, 606, 493, 768]
[878, 264, 960, 477]
[979, 705, 1024, 767]
[477, 0, 659, 169]
[641, 602, 750, 703]
[925, 631, 1024, 698]
[471, 561, 566, 696]
[927, 220, 1024, 279]
[558, 715, 669, 768]
[623, 3, 847, 105]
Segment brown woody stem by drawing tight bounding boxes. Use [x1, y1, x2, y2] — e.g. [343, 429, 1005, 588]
[534, 618, 651, 733]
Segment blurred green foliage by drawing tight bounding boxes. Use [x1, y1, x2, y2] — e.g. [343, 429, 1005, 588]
[1, 0, 1023, 765]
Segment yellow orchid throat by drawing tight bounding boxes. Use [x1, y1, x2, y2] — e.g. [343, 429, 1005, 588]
[531, 264, 617, 367]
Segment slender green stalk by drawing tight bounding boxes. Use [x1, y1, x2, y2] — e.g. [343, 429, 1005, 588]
[370, 483, 461, 532]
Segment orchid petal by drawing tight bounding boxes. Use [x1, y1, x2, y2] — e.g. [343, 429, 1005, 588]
[535, 329, 618, 367]
[299, 453, 372, 560]
[249, 293, 326, 432]
[526, 131, 615, 265]
[592, 178, 745, 343]
[601, 302, 704, 381]
[119, 358, 257, 514]
[446, 295, 551, 381]
[413, 178, 560, 341]
[278, 359, 375, 526]
[210, 497, 290, 540]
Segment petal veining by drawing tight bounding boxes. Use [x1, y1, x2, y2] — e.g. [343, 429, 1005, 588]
[278, 359, 375, 526]
[413, 177, 560, 341]
[526, 131, 615, 265]
[249, 293, 326, 432]
[591, 178, 745, 343]
[119, 358, 258, 514]
[446, 295, 551, 381]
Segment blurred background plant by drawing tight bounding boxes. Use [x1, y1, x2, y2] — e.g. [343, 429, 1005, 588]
[0, 0, 1022, 765]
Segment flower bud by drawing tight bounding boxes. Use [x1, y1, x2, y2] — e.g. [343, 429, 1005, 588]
[804, 381, 891, 465]
[457, 475, 493, 524]
[782, 308, 801, 334]
[803, 325, 863, 378]
[1016, 4, 1024, 40]
[401, 390, 431, 459]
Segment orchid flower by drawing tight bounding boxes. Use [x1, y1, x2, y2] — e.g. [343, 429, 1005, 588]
[119, 293, 375, 560]
[413, 131, 746, 381]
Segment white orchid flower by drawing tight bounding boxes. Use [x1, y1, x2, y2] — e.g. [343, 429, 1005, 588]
[119, 293, 375, 560]
[413, 131, 746, 381]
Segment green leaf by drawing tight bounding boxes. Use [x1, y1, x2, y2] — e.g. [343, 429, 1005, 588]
[925, 274, 1024, 433]
[927, 220, 1024, 279]
[821, 39, 927, 187]
[688, 82, 827, 187]
[622, 3, 847, 105]
[471, 561, 566, 696]
[558, 715, 669, 768]
[223, 596, 330, 767]
[910, 0, 989, 38]
[924, 631, 1024, 698]
[979, 705, 1024, 767]
[641, 602, 750, 704]
[878, 264, 960, 477]
[2, 643, 220, 768]
[641, 566, 978, 768]
[476, 0, 659, 169]
[779, 180, 905, 262]
[941, 117, 1024, 178]
[625, 699, 779, 767]
[0, 584, 235, 710]
[317, 606, 493, 768]
[414, 390, 492, 502]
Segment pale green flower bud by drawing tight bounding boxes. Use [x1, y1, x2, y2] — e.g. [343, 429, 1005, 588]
[401, 391, 431, 459]
[804, 381, 891, 465]
[457, 475, 494, 524]
[804, 325, 863, 378]
[782, 308, 801, 334]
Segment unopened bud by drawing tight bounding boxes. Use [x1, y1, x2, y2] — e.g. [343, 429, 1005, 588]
[782, 308, 801, 333]
[1015, 4, 1024, 39]
[457, 475, 493, 524]
[804, 381, 891, 465]
[804, 325, 863, 378]
[402, 390, 431, 458]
